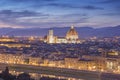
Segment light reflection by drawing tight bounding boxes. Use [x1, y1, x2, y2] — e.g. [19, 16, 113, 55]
[2, 70, 83, 80]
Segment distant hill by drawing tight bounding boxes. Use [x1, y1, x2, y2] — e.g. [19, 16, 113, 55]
[0, 25, 120, 38]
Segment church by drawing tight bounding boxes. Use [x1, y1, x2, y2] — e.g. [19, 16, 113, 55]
[45, 26, 81, 44]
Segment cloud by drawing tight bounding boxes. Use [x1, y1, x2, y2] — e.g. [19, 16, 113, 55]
[0, 10, 89, 28]
[81, 5, 104, 10]
[99, 0, 120, 3]
[0, 0, 104, 11]
[0, 10, 49, 20]
[0, 9, 83, 28]
[48, 3, 104, 10]
[0, 0, 57, 10]
[48, 3, 75, 8]
[0, 10, 39, 18]
[17, 18, 88, 28]
[0, 10, 50, 28]
[101, 13, 120, 16]
[9, 0, 56, 2]
[61, 13, 87, 17]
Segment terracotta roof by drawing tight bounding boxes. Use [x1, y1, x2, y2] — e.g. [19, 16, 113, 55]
[66, 26, 78, 36]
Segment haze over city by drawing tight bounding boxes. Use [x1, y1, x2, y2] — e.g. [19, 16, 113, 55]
[0, 0, 120, 28]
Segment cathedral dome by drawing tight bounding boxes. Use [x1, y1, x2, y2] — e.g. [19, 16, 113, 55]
[66, 26, 79, 40]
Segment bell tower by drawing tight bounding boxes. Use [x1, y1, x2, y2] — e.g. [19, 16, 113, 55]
[48, 29, 54, 43]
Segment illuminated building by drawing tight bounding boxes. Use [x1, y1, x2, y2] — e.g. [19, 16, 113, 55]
[46, 30, 56, 43]
[65, 57, 78, 69]
[106, 51, 120, 72]
[56, 37, 67, 43]
[78, 59, 95, 70]
[0, 54, 25, 64]
[108, 51, 119, 56]
[29, 57, 43, 65]
[65, 57, 96, 70]
[82, 55, 106, 71]
[0, 37, 15, 42]
[66, 26, 79, 43]
[45, 26, 81, 44]
[0, 53, 120, 73]
[48, 60, 64, 67]
[106, 58, 118, 72]
[0, 43, 30, 48]
[28, 36, 35, 41]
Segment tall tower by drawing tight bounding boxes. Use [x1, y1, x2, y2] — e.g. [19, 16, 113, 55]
[49, 29, 53, 36]
[48, 29, 54, 43]
[71, 25, 74, 29]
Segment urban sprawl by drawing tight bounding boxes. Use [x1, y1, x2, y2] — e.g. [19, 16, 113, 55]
[0, 26, 120, 74]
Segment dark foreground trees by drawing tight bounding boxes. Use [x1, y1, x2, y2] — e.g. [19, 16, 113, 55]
[0, 67, 34, 80]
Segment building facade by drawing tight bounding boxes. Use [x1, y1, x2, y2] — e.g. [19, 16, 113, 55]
[45, 26, 81, 44]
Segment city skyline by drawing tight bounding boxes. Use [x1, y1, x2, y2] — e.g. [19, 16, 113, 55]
[0, 0, 120, 28]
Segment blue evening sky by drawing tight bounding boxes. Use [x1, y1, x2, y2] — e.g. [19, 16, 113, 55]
[0, 0, 120, 28]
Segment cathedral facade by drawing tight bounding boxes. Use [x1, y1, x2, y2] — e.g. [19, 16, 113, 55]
[45, 26, 80, 44]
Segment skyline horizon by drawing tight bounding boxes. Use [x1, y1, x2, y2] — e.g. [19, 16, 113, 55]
[0, 25, 120, 38]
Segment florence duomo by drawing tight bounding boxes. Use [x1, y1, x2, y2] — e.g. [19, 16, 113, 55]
[45, 26, 81, 44]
